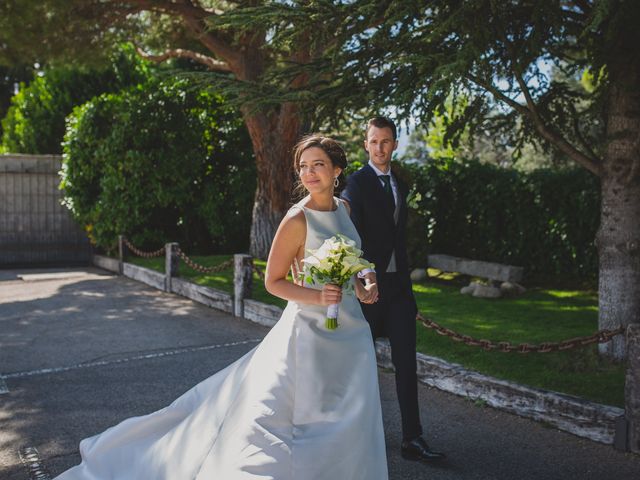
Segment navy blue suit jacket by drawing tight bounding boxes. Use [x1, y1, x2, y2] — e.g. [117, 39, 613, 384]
[341, 164, 411, 280]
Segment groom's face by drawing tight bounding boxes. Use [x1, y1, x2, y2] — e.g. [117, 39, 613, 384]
[364, 126, 397, 173]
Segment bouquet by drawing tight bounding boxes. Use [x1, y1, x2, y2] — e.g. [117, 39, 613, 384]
[301, 234, 375, 330]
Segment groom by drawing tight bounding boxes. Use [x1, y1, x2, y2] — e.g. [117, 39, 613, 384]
[341, 116, 445, 463]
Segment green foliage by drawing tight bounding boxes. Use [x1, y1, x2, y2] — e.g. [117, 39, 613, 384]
[1, 46, 149, 154]
[61, 76, 254, 254]
[0, 0, 139, 68]
[395, 160, 600, 281]
[0, 65, 33, 138]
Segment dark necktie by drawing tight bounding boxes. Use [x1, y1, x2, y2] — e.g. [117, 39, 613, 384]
[380, 175, 395, 209]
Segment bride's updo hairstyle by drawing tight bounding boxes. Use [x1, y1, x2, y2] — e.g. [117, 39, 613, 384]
[292, 134, 348, 200]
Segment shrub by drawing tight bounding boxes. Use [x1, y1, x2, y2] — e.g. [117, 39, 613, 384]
[1, 46, 149, 154]
[61, 77, 254, 254]
[395, 159, 600, 282]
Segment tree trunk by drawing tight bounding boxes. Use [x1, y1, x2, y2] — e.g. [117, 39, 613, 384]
[242, 105, 304, 259]
[597, 40, 640, 360]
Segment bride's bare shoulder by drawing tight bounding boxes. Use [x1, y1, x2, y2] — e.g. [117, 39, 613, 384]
[284, 205, 305, 223]
[276, 206, 306, 238]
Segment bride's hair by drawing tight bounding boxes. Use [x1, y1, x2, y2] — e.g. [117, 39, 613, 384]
[291, 134, 348, 200]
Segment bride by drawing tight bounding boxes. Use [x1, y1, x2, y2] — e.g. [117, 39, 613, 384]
[54, 134, 388, 480]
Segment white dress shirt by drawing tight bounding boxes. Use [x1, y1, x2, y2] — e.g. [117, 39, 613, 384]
[368, 160, 399, 209]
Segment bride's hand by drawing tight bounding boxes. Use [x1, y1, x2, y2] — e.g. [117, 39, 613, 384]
[318, 284, 342, 306]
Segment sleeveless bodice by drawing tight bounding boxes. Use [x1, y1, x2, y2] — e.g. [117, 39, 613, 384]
[289, 196, 362, 293]
[292, 195, 361, 257]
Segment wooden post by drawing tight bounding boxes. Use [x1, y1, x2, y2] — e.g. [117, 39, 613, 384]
[624, 324, 640, 453]
[118, 235, 125, 274]
[234, 254, 253, 318]
[165, 243, 179, 292]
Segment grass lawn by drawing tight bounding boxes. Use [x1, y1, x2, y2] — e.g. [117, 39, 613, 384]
[126, 256, 624, 407]
[412, 273, 624, 407]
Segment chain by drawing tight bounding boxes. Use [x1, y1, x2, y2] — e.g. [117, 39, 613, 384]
[122, 238, 165, 258]
[417, 313, 625, 353]
[252, 263, 265, 281]
[175, 248, 234, 274]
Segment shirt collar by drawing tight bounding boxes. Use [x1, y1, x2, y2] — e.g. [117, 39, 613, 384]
[368, 160, 392, 177]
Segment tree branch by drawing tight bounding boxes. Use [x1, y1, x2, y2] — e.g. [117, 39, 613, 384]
[512, 69, 544, 122]
[512, 68, 602, 174]
[120, 0, 239, 65]
[466, 74, 529, 115]
[134, 45, 231, 72]
[181, 16, 241, 69]
[568, 101, 600, 161]
[468, 74, 602, 175]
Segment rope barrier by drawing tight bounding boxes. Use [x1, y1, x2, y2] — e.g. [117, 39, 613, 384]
[175, 248, 234, 274]
[252, 263, 265, 281]
[122, 237, 235, 273]
[122, 238, 165, 258]
[417, 312, 625, 353]
[121, 236, 625, 355]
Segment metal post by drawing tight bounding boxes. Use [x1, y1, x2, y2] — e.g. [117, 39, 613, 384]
[234, 254, 253, 318]
[165, 243, 179, 292]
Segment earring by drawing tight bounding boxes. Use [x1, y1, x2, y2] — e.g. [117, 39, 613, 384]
[334, 177, 339, 188]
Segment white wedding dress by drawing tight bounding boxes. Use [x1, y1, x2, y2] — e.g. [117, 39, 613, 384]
[55, 197, 388, 480]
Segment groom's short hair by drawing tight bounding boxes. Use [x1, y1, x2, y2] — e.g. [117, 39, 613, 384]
[366, 117, 397, 141]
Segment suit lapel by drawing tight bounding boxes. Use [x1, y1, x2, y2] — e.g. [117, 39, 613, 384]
[362, 164, 397, 222]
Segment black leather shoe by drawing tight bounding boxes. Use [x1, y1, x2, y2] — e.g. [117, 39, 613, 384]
[401, 437, 446, 462]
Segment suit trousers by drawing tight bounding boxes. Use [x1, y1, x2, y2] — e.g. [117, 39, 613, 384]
[361, 272, 423, 441]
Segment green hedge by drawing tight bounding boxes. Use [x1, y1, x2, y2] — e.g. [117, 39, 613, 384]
[1, 46, 148, 154]
[396, 160, 600, 282]
[61, 77, 254, 254]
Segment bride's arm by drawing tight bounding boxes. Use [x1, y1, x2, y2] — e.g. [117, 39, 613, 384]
[265, 210, 342, 306]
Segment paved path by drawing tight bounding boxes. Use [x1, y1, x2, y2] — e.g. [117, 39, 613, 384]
[1, 268, 638, 480]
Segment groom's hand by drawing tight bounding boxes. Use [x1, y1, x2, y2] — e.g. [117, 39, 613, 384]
[362, 272, 379, 304]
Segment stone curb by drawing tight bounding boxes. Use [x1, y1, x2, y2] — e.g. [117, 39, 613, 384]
[375, 341, 623, 445]
[95, 255, 623, 446]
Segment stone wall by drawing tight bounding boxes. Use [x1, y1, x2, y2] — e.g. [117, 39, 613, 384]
[0, 154, 90, 266]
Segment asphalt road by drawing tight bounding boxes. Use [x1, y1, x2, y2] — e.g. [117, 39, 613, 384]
[1, 268, 638, 480]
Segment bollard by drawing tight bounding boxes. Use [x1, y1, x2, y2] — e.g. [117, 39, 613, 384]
[165, 243, 179, 292]
[118, 235, 125, 274]
[625, 323, 640, 453]
[234, 254, 253, 318]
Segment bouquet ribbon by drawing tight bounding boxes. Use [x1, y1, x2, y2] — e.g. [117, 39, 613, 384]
[326, 303, 340, 330]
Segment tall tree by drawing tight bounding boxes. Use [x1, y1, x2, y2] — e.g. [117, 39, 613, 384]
[0, 0, 319, 258]
[301, 0, 638, 359]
